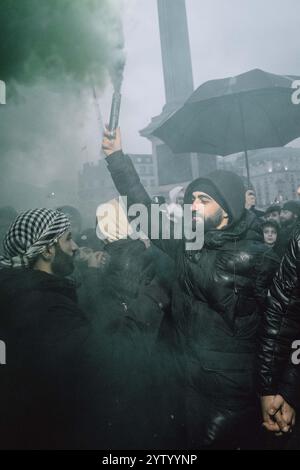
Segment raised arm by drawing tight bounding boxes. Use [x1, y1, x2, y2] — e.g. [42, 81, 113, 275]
[102, 127, 183, 259]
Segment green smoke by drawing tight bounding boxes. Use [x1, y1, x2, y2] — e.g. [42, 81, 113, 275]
[0, 0, 125, 87]
[0, 0, 126, 208]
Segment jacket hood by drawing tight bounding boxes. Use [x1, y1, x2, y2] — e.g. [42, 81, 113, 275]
[203, 209, 263, 249]
[184, 170, 246, 224]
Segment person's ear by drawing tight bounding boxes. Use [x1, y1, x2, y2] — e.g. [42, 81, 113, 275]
[41, 245, 55, 262]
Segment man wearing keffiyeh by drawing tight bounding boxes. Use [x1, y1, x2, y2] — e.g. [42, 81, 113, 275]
[0, 208, 102, 449]
[0, 207, 77, 275]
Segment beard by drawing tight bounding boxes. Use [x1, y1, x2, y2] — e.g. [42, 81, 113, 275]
[51, 244, 74, 277]
[280, 217, 294, 227]
[192, 207, 224, 232]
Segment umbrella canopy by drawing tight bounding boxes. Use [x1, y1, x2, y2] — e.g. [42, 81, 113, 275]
[153, 69, 300, 178]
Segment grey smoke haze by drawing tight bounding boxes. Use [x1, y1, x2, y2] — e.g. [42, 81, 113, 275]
[1, 82, 93, 182]
[1, 0, 300, 208]
[0, 0, 125, 204]
[0, 0, 125, 86]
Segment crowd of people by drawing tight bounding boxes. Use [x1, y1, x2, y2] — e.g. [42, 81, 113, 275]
[0, 127, 300, 449]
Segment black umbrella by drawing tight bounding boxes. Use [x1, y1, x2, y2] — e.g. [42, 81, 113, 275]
[153, 68, 300, 183]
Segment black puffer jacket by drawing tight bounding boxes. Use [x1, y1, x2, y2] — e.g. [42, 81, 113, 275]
[106, 152, 276, 339]
[106, 152, 278, 448]
[258, 225, 300, 409]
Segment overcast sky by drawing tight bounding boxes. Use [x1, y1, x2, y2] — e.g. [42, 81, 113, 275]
[105, 0, 300, 155]
[2, 0, 300, 192]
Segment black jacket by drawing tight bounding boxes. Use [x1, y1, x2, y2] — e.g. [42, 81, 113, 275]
[258, 225, 300, 409]
[105, 152, 282, 448]
[106, 152, 277, 379]
[96, 238, 167, 339]
[0, 268, 101, 449]
[276, 221, 298, 258]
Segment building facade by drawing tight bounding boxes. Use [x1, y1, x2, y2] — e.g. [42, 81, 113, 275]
[129, 154, 156, 189]
[220, 147, 300, 208]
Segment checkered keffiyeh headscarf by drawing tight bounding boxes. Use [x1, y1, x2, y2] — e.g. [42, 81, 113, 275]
[0, 208, 71, 269]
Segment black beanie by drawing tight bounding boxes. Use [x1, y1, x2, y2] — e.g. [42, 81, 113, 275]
[184, 179, 231, 220]
[265, 204, 281, 215]
[184, 170, 246, 224]
[282, 201, 300, 216]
